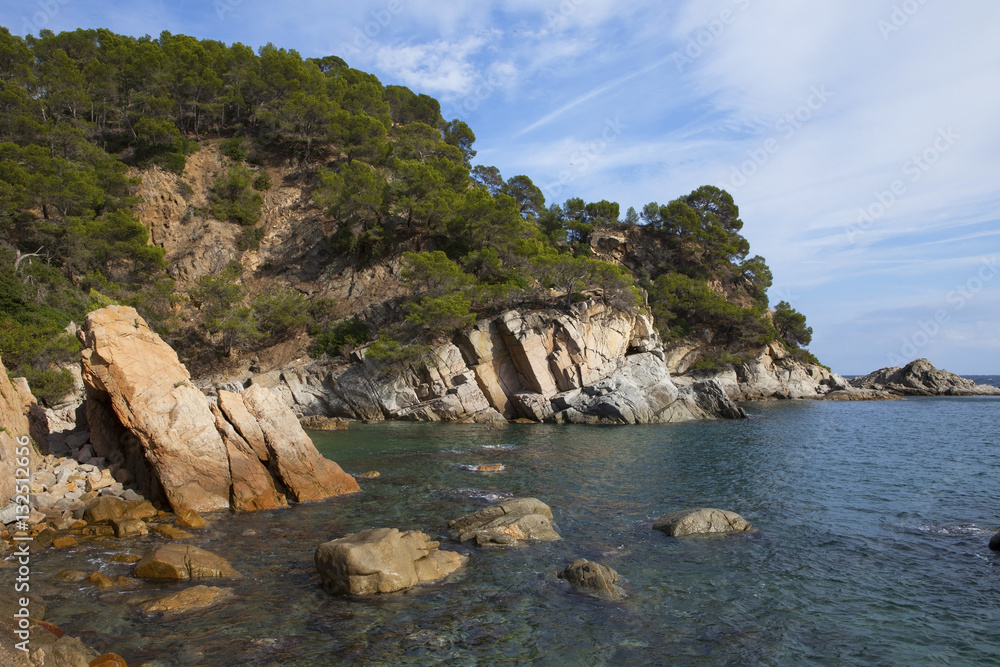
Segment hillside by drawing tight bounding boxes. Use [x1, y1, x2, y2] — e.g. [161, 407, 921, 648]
[0, 27, 818, 406]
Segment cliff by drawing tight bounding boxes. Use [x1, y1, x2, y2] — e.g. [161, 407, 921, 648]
[236, 300, 746, 425]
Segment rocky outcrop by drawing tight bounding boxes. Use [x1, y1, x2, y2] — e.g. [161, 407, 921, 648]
[249, 301, 746, 425]
[990, 533, 1000, 551]
[850, 359, 1000, 396]
[0, 355, 33, 504]
[653, 508, 752, 536]
[558, 559, 626, 600]
[79, 306, 358, 511]
[314, 528, 467, 595]
[448, 497, 561, 546]
[80, 306, 232, 512]
[673, 342, 898, 402]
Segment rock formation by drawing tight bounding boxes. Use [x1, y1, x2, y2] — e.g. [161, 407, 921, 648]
[247, 301, 747, 425]
[990, 532, 1000, 551]
[448, 497, 561, 546]
[653, 508, 752, 537]
[850, 359, 1000, 396]
[314, 528, 467, 595]
[0, 355, 33, 504]
[558, 559, 626, 600]
[78, 306, 358, 512]
[672, 342, 897, 402]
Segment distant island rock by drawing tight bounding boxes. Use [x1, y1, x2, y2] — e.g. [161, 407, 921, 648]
[850, 359, 1000, 397]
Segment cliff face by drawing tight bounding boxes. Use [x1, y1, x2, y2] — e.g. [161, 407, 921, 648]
[246, 300, 746, 425]
[0, 356, 33, 504]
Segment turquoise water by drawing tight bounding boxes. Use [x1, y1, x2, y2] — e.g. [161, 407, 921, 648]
[30, 397, 1000, 665]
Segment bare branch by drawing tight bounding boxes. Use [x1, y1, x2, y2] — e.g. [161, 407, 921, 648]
[14, 247, 45, 272]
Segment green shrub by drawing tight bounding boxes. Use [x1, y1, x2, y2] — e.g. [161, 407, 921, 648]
[253, 172, 272, 191]
[237, 226, 265, 251]
[210, 165, 263, 225]
[251, 288, 309, 339]
[691, 350, 748, 372]
[364, 336, 429, 366]
[406, 293, 476, 335]
[220, 137, 250, 161]
[19, 367, 75, 406]
[309, 317, 369, 358]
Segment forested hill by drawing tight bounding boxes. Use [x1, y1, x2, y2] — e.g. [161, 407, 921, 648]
[0, 27, 817, 404]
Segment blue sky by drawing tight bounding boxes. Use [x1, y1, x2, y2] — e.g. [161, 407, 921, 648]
[4, 0, 999, 374]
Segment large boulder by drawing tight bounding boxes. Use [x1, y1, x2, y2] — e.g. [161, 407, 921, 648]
[209, 402, 286, 511]
[315, 528, 467, 595]
[238, 385, 360, 502]
[558, 559, 626, 600]
[133, 544, 242, 580]
[80, 306, 232, 512]
[851, 358, 1000, 396]
[990, 532, 1000, 552]
[449, 497, 561, 546]
[653, 508, 752, 537]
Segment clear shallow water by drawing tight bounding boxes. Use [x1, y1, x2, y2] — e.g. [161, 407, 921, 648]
[27, 397, 1000, 666]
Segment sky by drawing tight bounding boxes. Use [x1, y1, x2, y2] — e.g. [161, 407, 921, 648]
[3, 0, 999, 374]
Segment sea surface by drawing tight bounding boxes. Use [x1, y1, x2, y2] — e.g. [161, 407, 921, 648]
[28, 397, 1000, 666]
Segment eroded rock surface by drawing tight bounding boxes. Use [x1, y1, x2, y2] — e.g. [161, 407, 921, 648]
[449, 497, 561, 546]
[251, 301, 746, 426]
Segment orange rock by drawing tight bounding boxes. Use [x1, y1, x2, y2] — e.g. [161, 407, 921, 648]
[110, 554, 143, 564]
[86, 572, 115, 588]
[90, 653, 128, 667]
[474, 464, 505, 472]
[52, 536, 78, 549]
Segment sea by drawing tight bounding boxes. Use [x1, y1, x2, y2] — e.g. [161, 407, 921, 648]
[27, 390, 1000, 666]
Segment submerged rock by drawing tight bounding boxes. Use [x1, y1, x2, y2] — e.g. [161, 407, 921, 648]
[449, 497, 561, 546]
[315, 528, 467, 595]
[558, 559, 626, 600]
[133, 544, 241, 580]
[140, 585, 235, 614]
[653, 508, 752, 537]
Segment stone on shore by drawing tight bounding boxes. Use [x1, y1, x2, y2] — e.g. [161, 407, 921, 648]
[558, 559, 626, 600]
[133, 544, 241, 580]
[449, 497, 561, 546]
[315, 528, 467, 595]
[84, 496, 127, 524]
[653, 508, 752, 537]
